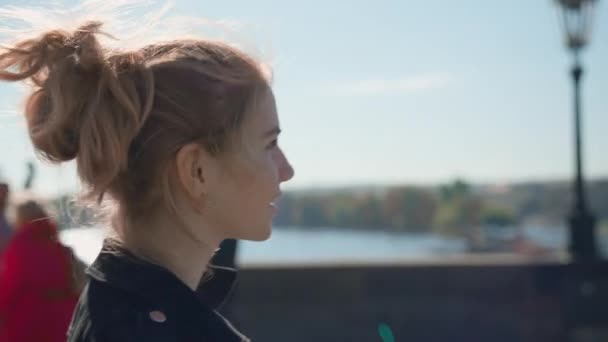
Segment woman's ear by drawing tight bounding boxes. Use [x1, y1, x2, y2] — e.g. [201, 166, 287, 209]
[175, 143, 210, 204]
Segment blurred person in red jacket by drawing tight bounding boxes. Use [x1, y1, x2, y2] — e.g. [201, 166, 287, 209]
[0, 200, 79, 342]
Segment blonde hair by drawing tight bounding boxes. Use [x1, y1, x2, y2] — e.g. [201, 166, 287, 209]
[0, 20, 269, 227]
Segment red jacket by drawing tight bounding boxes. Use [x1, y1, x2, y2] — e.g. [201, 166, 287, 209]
[0, 219, 79, 342]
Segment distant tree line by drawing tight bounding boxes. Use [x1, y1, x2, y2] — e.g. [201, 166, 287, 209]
[274, 179, 608, 236]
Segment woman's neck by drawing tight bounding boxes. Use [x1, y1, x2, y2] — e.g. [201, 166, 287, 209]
[119, 214, 223, 291]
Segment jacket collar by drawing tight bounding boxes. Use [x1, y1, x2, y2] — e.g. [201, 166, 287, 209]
[86, 238, 237, 310]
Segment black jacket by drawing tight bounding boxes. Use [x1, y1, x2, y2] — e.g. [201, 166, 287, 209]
[67, 240, 249, 342]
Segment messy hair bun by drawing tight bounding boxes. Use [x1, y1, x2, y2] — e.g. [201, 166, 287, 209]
[2, 22, 104, 161]
[1, 21, 154, 203]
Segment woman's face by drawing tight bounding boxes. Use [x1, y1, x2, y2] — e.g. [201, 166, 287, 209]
[205, 88, 294, 241]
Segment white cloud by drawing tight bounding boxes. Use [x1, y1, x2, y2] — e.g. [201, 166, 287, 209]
[323, 73, 450, 95]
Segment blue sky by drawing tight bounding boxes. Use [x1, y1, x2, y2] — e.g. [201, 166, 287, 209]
[0, 0, 607, 196]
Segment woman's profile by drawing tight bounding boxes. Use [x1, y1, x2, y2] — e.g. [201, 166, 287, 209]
[0, 5, 294, 341]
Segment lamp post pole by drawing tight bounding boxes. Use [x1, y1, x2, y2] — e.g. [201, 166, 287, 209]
[567, 52, 596, 260]
[554, 0, 598, 261]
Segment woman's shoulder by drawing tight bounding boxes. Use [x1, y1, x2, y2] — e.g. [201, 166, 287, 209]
[67, 280, 179, 342]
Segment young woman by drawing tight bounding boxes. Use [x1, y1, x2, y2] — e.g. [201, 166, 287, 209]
[0, 18, 294, 341]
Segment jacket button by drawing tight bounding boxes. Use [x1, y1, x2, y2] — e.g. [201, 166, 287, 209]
[149, 310, 167, 323]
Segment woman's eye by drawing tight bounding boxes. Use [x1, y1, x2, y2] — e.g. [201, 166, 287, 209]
[267, 139, 278, 149]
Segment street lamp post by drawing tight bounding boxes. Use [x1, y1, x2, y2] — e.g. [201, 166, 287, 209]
[555, 0, 598, 261]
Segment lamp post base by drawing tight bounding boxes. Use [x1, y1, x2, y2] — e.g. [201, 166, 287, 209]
[568, 210, 597, 261]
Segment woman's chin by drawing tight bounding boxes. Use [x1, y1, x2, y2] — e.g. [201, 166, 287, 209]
[245, 224, 272, 242]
